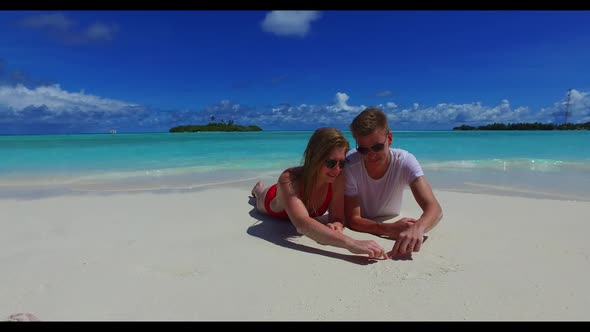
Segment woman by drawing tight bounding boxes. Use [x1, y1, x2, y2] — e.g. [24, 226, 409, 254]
[251, 127, 386, 259]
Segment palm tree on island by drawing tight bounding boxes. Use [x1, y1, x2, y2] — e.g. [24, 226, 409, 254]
[169, 116, 262, 132]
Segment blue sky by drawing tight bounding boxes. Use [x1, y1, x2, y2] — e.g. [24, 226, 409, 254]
[1, 10, 589, 134]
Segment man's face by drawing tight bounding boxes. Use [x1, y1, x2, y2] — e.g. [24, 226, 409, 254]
[355, 130, 392, 166]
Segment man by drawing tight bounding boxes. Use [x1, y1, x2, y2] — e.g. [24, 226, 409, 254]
[344, 107, 443, 259]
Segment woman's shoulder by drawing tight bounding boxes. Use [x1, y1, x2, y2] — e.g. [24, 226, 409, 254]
[279, 166, 303, 185]
[280, 166, 302, 177]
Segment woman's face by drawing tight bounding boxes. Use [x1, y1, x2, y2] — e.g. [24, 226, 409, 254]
[317, 146, 347, 184]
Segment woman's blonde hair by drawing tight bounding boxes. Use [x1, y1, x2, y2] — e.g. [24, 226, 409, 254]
[296, 127, 349, 210]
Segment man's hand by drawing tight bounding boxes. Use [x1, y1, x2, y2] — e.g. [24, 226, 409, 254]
[387, 222, 425, 259]
[386, 217, 417, 239]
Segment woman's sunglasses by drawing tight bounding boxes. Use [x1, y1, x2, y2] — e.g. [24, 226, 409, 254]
[324, 159, 347, 169]
[356, 137, 388, 155]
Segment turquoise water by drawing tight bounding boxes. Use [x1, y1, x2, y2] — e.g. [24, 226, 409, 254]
[1, 131, 589, 200]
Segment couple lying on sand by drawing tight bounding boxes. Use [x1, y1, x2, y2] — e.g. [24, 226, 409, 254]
[252, 107, 443, 260]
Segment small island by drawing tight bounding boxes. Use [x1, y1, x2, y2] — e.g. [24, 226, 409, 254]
[170, 119, 262, 133]
[453, 122, 590, 131]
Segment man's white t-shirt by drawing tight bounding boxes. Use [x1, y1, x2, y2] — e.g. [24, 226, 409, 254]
[344, 148, 424, 219]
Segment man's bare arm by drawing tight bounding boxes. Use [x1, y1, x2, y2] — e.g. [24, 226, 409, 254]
[408, 176, 443, 234]
[344, 195, 410, 238]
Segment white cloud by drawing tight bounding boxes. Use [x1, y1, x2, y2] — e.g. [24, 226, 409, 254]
[375, 90, 392, 97]
[85, 22, 119, 42]
[389, 100, 533, 125]
[20, 13, 74, 31]
[0, 84, 137, 113]
[2, 83, 589, 133]
[20, 12, 119, 44]
[326, 93, 366, 119]
[537, 89, 590, 123]
[226, 90, 590, 129]
[333, 92, 353, 111]
[261, 11, 321, 37]
[568, 89, 590, 118]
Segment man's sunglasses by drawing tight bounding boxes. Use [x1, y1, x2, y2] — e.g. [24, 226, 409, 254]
[356, 137, 388, 155]
[324, 159, 347, 169]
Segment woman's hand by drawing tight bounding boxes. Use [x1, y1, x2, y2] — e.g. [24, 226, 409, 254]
[326, 221, 344, 232]
[348, 239, 387, 259]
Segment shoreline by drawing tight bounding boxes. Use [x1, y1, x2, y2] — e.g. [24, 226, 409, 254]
[2, 186, 590, 320]
[1, 173, 588, 202]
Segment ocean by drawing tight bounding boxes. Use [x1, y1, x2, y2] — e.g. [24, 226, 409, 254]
[1, 131, 589, 200]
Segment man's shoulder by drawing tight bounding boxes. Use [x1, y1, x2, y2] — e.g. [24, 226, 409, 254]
[391, 147, 410, 155]
[345, 149, 363, 165]
[390, 148, 415, 161]
[344, 150, 364, 177]
[390, 148, 423, 176]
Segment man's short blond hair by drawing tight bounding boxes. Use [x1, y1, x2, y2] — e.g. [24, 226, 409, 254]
[349, 107, 390, 137]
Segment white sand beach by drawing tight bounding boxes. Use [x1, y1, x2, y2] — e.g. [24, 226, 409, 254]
[1, 185, 589, 321]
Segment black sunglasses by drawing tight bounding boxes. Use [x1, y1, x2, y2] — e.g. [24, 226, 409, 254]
[324, 159, 347, 169]
[356, 137, 388, 155]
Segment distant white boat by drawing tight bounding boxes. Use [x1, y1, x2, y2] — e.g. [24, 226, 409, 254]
[109, 129, 117, 134]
